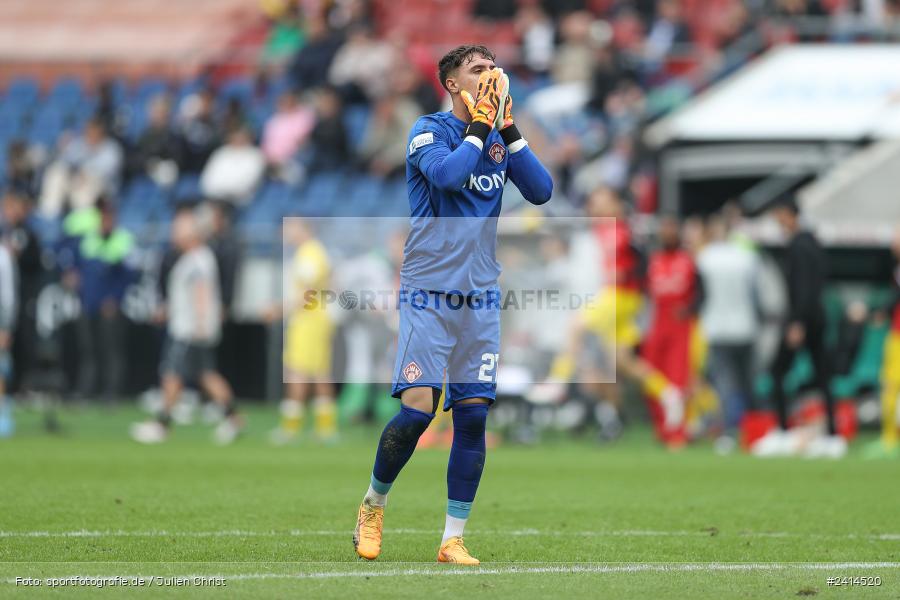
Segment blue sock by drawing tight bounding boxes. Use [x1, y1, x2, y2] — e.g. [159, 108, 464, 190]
[446, 404, 488, 520]
[370, 404, 434, 495]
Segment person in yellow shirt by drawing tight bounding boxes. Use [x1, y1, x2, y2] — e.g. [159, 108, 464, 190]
[866, 227, 900, 459]
[529, 188, 684, 439]
[270, 218, 337, 442]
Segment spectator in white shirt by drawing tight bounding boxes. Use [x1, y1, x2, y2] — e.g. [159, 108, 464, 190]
[697, 211, 761, 450]
[328, 25, 396, 103]
[200, 126, 266, 206]
[39, 118, 123, 217]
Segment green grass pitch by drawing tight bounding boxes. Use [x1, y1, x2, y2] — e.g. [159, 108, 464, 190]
[1, 405, 898, 598]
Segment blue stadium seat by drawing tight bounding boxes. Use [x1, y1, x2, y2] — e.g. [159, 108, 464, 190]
[298, 172, 346, 217]
[41, 95, 84, 132]
[277, 186, 304, 218]
[0, 144, 7, 184]
[235, 180, 290, 248]
[5, 77, 40, 108]
[171, 174, 201, 203]
[28, 107, 67, 147]
[175, 77, 207, 103]
[48, 78, 84, 109]
[340, 175, 384, 217]
[0, 107, 25, 141]
[343, 106, 370, 150]
[74, 98, 98, 128]
[249, 103, 274, 135]
[26, 214, 62, 247]
[119, 176, 165, 232]
[265, 75, 290, 103]
[0, 98, 28, 118]
[219, 77, 256, 113]
[117, 201, 144, 232]
[103, 78, 129, 109]
[148, 196, 174, 228]
[124, 99, 150, 141]
[251, 181, 289, 220]
[134, 78, 168, 101]
[378, 178, 409, 216]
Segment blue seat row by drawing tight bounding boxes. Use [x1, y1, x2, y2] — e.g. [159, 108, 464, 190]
[0, 81, 372, 151]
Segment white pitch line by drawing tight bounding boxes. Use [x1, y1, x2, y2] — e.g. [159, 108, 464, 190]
[227, 562, 900, 579]
[2, 529, 900, 541]
[4, 562, 900, 584]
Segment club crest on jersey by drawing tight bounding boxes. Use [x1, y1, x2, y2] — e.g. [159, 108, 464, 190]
[403, 361, 422, 383]
[489, 142, 506, 164]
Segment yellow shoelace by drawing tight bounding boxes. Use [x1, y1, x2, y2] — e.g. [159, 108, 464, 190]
[360, 509, 382, 541]
[447, 537, 470, 555]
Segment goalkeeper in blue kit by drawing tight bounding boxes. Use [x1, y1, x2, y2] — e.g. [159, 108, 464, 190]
[353, 45, 553, 564]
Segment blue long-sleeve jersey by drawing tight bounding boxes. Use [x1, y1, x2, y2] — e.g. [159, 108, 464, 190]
[401, 111, 553, 294]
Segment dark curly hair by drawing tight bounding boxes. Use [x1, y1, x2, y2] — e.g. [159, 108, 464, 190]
[437, 45, 495, 92]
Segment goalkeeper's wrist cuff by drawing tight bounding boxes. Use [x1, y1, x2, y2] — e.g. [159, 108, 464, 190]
[464, 121, 492, 150]
[500, 124, 527, 153]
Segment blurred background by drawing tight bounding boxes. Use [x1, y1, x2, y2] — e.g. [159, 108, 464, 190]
[0, 0, 898, 454]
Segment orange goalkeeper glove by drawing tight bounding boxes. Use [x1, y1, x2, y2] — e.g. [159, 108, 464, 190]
[494, 72, 514, 130]
[490, 72, 527, 149]
[460, 68, 508, 129]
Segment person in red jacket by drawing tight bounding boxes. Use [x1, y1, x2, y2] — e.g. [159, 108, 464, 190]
[531, 188, 684, 439]
[641, 216, 702, 446]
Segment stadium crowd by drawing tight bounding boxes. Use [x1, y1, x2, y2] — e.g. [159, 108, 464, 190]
[6, 0, 900, 217]
[0, 0, 898, 455]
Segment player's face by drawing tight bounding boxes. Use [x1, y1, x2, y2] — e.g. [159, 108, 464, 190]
[705, 215, 727, 242]
[587, 188, 620, 218]
[447, 55, 496, 97]
[659, 219, 681, 249]
[772, 207, 795, 234]
[1, 198, 14, 223]
[2, 196, 24, 223]
[85, 123, 103, 145]
[171, 214, 195, 250]
[100, 210, 115, 235]
[283, 220, 309, 246]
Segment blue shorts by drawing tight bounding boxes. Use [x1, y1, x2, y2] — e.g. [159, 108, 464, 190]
[391, 286, 501, 411]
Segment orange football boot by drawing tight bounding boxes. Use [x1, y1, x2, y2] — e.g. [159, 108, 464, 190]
[437, 536, 480, 565]
[353, 503, 384, 560]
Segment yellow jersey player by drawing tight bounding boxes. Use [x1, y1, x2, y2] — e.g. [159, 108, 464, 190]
[865, 226, 900, 459]
[272, 218, 337, 443]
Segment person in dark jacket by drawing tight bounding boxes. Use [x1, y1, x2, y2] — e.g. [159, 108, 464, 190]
[63, 197, 136, 401]
[206, 201, 242, 384]
[1, 191, 43, 392]
[307, 87, 351, 175]
[129, 95, 181, 185]
[288, 16, 343, 91]
[207, 201, 241, 314]
[175, 89, 222, 176]
[5, 140, 38, 198]
[754, 198, 845, 458]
